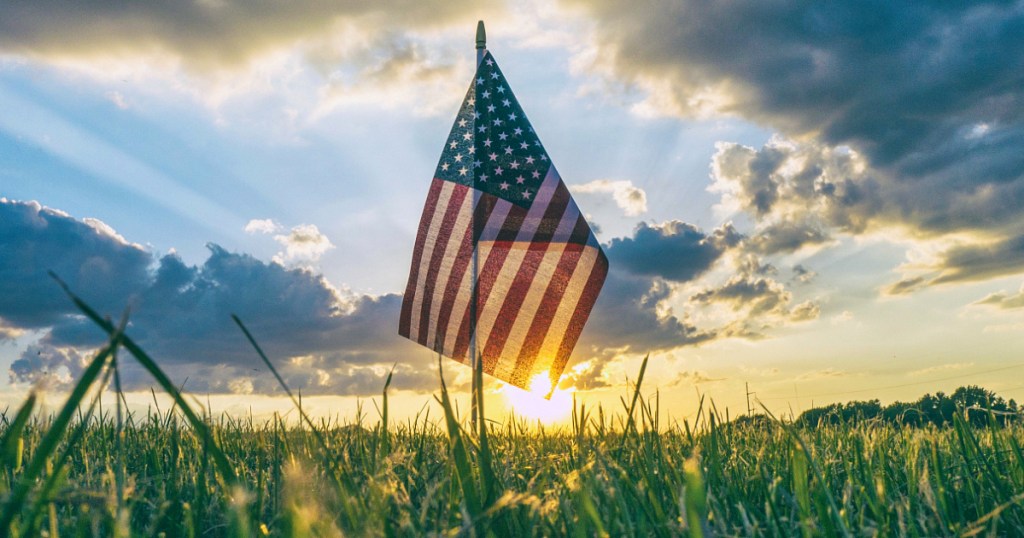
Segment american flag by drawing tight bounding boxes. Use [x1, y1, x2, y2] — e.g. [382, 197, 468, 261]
[399, 51, 608, 391]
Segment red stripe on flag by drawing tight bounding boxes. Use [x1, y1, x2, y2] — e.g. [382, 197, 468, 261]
[478, 181, 571, 368]
[399, 178, 445, 338]
[431, 193, 497, 353]
[451, 204, 528, 369]
[415, 184, 469, 346]
[510, 215, 593, 380]
[549, 245, 608, 383]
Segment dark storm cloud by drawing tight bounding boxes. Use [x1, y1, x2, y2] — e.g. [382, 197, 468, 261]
[573, 0, 1024, 176]
[689, 256, 819, 337]
[931, 234, 1024, 284]
[0, 0, 498, 67]
[578, 270, 715, 356]
[749, 220, 831, 255]
[578, 222, 823, 356]
[5, 199, 818, 392]
[573, 0, 1024, 280]
[575, 224, 810, 361]
[605, 221, 741, 282]
[712, 140, 883, 236]
[2, 199, 430, 396]
[0, 199, 152, 328]
[573, 220, 750, 356]
[692, 275, 790, 317]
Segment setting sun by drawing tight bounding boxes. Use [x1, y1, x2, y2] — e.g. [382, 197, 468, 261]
[500, 371, 575, 425]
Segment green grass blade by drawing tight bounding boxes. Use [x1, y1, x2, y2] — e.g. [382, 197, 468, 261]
[436, 355, 482, 519]
[24, 362, 116, 535]
[232, 314, 361, 529]
[0, 336, 118, 532]
[0, 393, 35, 473]
[51, 273, 239, 486]
[683, 454, 709, 538]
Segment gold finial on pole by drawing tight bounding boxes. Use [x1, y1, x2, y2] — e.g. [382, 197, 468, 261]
[476, 20, 486, 50]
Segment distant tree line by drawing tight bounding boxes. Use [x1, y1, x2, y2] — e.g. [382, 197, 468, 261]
[795, 385, 1020, 428]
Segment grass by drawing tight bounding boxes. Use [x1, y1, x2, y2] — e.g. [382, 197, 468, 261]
[0, 282, 1023, 536]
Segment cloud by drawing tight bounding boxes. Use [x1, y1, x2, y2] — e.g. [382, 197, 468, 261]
[930, 234, 1024, 284]
[882, 234, 1024, 294]
[738, 365, 780, 378]
[710, 138, 882, 236]
[572, 0, 1024, 281]
[692, 274, 790, 317]
[557, 359, 611, 390]
[0, 1, 496, 68]
[689, 255, 819, 336]
[796, 368, 849, 381]
[883, 276, 928, 296]
[748, 219, 831, 255]
[570, 179, 648, 216]
[0, 198, 152, 329]
[830, 310, 854, 325]
[974, 284, 1024, 310]
[574, 0, 1024, 191]
[246, 219, 335, 266]
[105, 90, 130, 110]
[908, 362, 975, 376]
[576, 220, 821, 359]
[310, 35, 472, 118]
[791, 264, 817, 284]
[1, 2, 504, 123]
[244, 218, 281, 234]
[2, 199, 818, 394]
[788, 300, 820, 322]
[578, 270, 715, 356]
[568, 220, 749, 357]
[605, 221, 741, 282]
[1, 199, 430, 396]
[0, 319, 27, 342]
[272, 223, 335, 265]
[668, 370, 725, 386]
[10, 344, 90, 389]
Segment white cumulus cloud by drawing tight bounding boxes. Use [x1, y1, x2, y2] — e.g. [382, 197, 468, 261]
[273, 223, 334, 265]
[244, 218, 281, 234]
[571, 179, 648, 216]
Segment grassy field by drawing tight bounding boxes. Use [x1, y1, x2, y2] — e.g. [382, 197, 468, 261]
[1, 283, 1023, 536]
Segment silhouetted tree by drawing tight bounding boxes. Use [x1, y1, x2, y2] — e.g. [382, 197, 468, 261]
[796, 386, 1022, 428]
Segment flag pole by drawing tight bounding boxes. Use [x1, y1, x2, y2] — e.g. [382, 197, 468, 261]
[470, 20, 486, 433]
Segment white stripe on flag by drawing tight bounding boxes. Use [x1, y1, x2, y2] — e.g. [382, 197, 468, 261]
[408, 181, 455, 343]
[531, 244, 602, 377]
[424, 188, 475, 352]
[474, 170, 561, 367]
[474, 242, 526, 365]
[441, 199, 513, 358]
[492, 204, 582, 381]
[491, 243, 566, 381]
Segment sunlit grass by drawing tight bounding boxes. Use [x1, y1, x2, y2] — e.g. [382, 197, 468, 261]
[1, 281, 1023, 536]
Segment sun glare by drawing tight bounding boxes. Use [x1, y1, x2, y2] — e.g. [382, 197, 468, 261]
[500, 371, 575, 425]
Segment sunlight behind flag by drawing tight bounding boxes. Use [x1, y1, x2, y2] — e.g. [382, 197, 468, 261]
[500, 371, 575, 425]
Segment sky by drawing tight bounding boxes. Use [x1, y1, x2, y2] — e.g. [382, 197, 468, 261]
[2, 1, 1024, 424]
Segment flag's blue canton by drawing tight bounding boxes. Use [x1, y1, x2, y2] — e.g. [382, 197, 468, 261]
[433, 52, 551, 209]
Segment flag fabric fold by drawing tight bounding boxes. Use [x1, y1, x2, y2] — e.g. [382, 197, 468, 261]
[399, 50, 608, 391]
